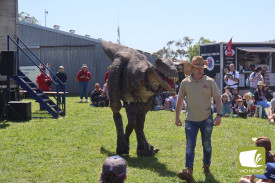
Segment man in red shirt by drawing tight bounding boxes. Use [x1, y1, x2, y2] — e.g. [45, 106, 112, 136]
[36, 67, 52, 91]
[76, 64, 92, 102]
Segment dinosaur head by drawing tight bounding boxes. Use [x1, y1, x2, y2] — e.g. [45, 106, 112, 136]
[149, 58, 178, 93]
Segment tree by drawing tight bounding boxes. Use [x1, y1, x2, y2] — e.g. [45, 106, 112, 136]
[18, 12, 39, 25]
[187, 37, 213, 62]
[154, 37, 214, 62]
[153, 36, 193, 60]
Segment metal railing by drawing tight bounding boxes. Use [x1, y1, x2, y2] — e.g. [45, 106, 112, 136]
[7, 35, 66, 116]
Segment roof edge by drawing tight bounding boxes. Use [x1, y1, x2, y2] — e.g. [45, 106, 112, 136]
[19, 21, 102, 44]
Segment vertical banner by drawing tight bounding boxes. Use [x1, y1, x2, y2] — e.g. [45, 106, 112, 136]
[227, 38, 233, 57]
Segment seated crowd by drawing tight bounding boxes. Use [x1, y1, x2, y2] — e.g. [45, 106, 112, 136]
[221, 81, 275, 124]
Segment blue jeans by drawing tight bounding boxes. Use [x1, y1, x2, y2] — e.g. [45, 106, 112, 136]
[185, 114, 214, 169]
[257, 101, 269, 117]
[79, 81, 89, 99]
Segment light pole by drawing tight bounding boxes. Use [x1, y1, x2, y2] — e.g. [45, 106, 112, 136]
[44, 9, 48, 27]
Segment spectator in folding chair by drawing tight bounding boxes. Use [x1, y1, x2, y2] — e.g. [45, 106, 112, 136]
[254, 81, 269, 118]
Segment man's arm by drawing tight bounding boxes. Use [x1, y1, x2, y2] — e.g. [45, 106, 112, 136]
[231, 77, 239, 82]
[214, 96, 222, 126]
[175, 97, 184, 126]
[231, 72, 239, 82]
[224, 75, 228, 81]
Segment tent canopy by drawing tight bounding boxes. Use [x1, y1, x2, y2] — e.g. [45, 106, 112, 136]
[238, 47, 275, 53]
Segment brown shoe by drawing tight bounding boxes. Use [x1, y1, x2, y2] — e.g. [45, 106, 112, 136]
[203, 164, 211, 175]
[178, 168, 194, 182]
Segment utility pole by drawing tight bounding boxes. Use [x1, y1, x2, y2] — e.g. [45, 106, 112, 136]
[117, 13, 121, 44]
[117, 25, 120, 44]
[44, 9, 48, 27]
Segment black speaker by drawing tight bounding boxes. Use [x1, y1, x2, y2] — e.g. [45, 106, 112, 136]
[0, 91, 6, 116]
[7, 101, 31, 121]
[0, 51, 17, 76]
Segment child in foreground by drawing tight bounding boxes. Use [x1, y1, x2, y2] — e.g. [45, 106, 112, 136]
[99, 155, 127, 183]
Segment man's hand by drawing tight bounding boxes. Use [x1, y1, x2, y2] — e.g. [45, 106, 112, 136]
[214, 116, 221, 126]
[175, 118, 182, 126]
[244, 175, 255, 181]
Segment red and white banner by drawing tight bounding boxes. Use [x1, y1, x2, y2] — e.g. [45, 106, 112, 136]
[227, 38, 232, 57]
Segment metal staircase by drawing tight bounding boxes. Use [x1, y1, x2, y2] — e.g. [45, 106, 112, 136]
[7, 36, 66, 118]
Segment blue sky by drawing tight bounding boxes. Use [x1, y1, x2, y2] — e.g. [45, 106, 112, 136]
[19, 0, 275, 53]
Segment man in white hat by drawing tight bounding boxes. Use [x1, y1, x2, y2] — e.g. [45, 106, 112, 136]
[75, 64, 92, 102]
[175, 56, 222, 181]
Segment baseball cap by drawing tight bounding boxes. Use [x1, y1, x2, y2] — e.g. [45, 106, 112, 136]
[254, 163, 275, 180]
[252, 136, 271, 152]
[102, 155, 127, 177]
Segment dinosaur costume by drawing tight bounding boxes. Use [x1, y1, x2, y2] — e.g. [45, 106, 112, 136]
[102, 41, 178, 156]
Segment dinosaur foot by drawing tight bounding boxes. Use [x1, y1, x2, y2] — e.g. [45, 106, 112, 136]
[137, 145, 159, 156]
[116, 141, 129, 155]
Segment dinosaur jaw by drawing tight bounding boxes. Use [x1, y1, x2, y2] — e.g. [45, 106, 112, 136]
[154, 69, 176, 93]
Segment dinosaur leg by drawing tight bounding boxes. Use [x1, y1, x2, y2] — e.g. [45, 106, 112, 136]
[125, 103, 136, 148]
[136, 103, 159, 156]
[113, 112, 129, 155]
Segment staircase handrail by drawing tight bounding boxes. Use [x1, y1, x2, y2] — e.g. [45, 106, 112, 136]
[16, 37, 65, 86]
[8, 35, 66, 116]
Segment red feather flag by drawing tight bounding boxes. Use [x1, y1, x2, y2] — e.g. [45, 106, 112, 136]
[227, 38, 232, 57]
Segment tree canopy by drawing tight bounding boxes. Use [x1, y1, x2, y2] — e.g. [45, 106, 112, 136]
[154, 37, 215, 62]
[18, 12, 39, 25]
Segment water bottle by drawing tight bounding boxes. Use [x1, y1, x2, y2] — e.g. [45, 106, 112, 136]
[230, 112, 233, 118]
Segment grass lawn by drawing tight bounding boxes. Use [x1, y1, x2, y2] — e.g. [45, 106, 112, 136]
[0, 96, 274, 182]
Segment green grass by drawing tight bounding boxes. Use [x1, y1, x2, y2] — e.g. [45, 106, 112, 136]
[0, 96, 274, 182]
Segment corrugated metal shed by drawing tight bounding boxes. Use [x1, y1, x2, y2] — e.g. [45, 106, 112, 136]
[18, 21, 158, 93]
